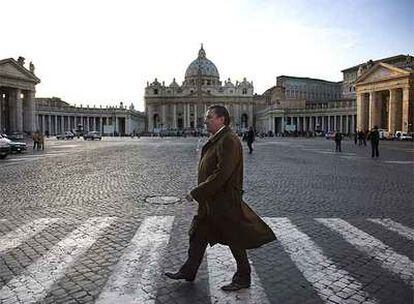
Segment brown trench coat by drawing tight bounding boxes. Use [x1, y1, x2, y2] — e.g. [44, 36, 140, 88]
[190, 126, 276, 249]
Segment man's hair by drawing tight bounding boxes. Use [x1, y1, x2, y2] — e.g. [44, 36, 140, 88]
[208, 105, 230, 126]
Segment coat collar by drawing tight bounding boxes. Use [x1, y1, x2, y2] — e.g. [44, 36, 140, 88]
[201, 126, 231, 157]
[208, 126, 229, 143]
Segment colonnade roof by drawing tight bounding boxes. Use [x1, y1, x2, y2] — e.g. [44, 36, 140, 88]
[0, 58, 40, 84]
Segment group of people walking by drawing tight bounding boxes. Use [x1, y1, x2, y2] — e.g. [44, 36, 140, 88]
[334, 127, 380, 157]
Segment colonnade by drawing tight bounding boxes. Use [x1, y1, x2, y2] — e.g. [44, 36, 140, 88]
[36, 114, 127, 135]
[357, 87, 411, 133]
[265, 114, 356, 134]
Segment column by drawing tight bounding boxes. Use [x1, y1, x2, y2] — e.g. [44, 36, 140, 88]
[41, 115, 45, 133]
[249, 104, 254, 128]
[187, 103, 191, 128]
[24, 90, 36, 133]
[100, 117, 103, 133]
[54, 115, 58, 135]
[321, 116, 325, 132]
[351, 115, 355, 133]
[345, 116, 349, 134]
[356, 94, 363, 131]
[173, 104, 177, 129]
[339, 115, 343, 133]
[183, 103, 187, 128]
[194, 104, 198, 128]
[161, 105, 167, 129]
[147, 105, 153, 132]
[15, 89, 23, 132]
[369, 91, 377, 130]
[47, 115, 51, 135]
[402, 87, 410, 132]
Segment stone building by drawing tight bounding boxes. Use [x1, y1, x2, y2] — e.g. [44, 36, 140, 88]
[341, 54, 413, 100]
[144, 45, 256, 133]
[35, 97, 145, 136]
[256, 55, 413, 135]
[355, 57, 414, 133]
[255, 77, 355, 135]
[0, 57, 40, 134]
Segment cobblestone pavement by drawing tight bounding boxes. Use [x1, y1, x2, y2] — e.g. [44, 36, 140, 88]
[0, 136, 413, 304]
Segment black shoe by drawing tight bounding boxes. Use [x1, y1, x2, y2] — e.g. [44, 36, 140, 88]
[221, 281, 251, 291]
[164, 271, 195, 282]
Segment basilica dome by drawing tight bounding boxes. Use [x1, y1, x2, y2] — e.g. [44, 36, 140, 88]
[185, 45, 220, 80]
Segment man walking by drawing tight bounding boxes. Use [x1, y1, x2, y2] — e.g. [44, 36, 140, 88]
[246, 126, 255, 154]
[165, 105, 276, 291]
[368, 126, 380, 157]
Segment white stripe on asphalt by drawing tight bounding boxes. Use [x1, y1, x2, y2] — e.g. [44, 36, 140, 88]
[317, 218, 414, 288]
[264, 217, 377, 304]
[0, 217, 114, 303]
[96, 216, 175, 304]
[368, 218, 414, 241]
[207, 244, 270, 304]
[0, 218, 60, 254]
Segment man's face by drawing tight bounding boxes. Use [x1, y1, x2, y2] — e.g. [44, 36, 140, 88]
[204, 110, 225, 134]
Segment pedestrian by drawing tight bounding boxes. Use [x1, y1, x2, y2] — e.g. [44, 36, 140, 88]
[246, 126, 255, 154]
[367, 126, 380, 157]
[165, 105, 276, 291]
[38, 132, 44, 150]
[334, 131, 342, 152]
[354, 130, 358, 145]
[32, 130, 39, 150]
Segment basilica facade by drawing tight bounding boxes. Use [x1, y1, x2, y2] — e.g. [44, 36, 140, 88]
[144, 45, 259, 133]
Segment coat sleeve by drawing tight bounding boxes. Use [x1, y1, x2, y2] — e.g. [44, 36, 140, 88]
[190, 136, 240, 202]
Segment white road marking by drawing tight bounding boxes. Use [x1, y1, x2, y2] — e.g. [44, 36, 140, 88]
[264, 217, 378, 304]
[0, 217, 114, 303]
[368, 218, 414, 241]
[207, 244, 270, 304]
[96, 216, 174, 304]
[317, 218, 414, 288]
[0, 218, 60, 254]
[383, 161, 414, 164]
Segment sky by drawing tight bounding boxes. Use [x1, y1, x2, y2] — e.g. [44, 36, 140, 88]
[2, 0, 413, 111]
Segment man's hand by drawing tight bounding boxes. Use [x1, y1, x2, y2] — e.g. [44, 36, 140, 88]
[185, 193, 194, 202]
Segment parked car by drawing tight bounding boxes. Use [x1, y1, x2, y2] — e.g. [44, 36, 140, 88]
[325, 131, 335, 140]
[0, 134, 27, 153]
[0, 134, 11, 159]
[83, 131, 102, 140]
[395, 131, 413, 141]
[56, 131, 75, 140]
[6, 132, 24, 140]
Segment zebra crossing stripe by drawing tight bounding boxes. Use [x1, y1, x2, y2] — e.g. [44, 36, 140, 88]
[368, 218, 414, 241]
[207, 244, 270, 304]
[317, 218, 414, 288]
[264, 218, 378, 304]
[96, 216, 174, 304]
[0, 217, 114, 303]
[0, 218, 60, 254]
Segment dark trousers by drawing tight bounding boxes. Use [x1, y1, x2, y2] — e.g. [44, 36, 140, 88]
[335, 141, 342, 152]
[371, 142, 379, 157]
[180, 225, 251, 282]
[247, 141, 253, 154]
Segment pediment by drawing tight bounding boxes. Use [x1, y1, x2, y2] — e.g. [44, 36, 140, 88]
[0, 58, 40, 83]
[356, 62, 409, 84]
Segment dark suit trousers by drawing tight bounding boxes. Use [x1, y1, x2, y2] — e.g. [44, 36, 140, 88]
[180, 224, 251, 282]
